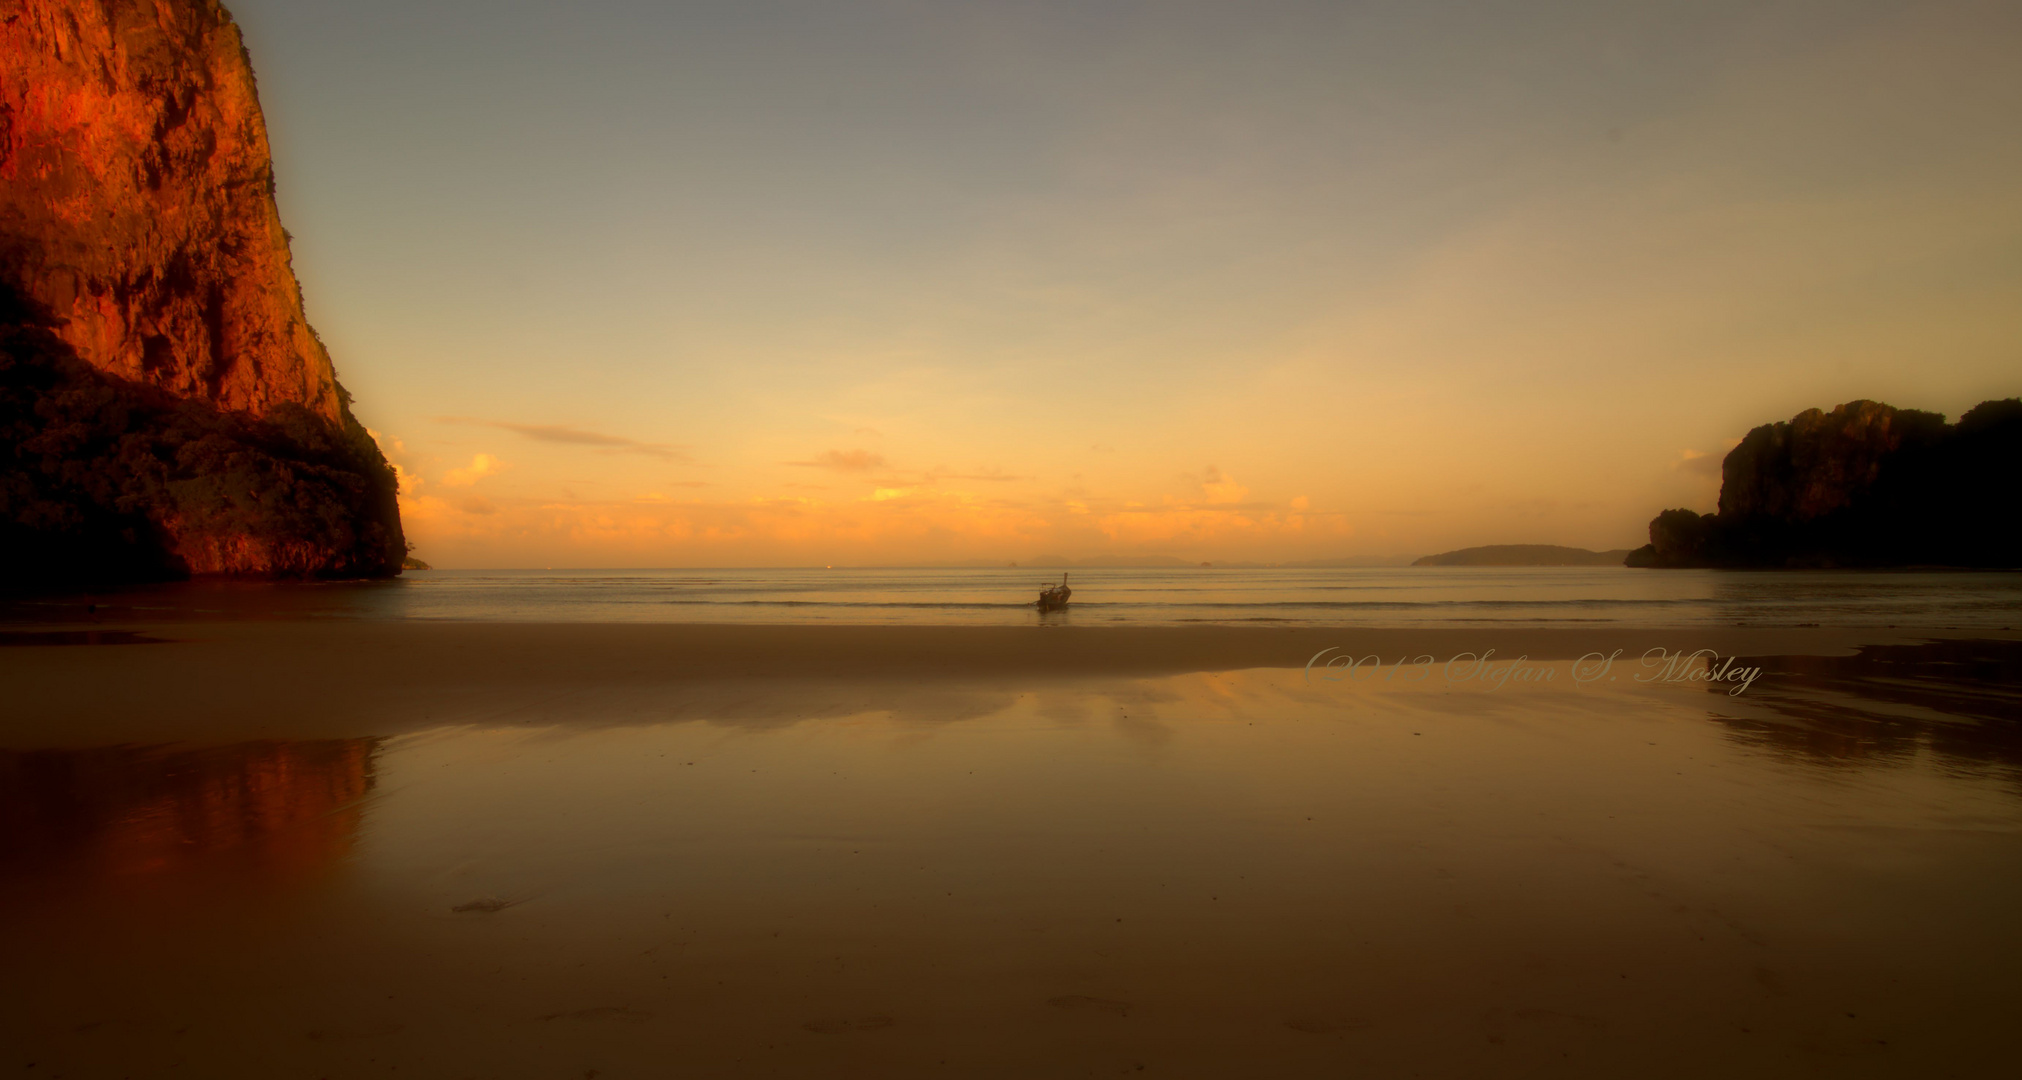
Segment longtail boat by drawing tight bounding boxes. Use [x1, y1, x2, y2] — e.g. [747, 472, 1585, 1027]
[1037, 572, 1071, 612]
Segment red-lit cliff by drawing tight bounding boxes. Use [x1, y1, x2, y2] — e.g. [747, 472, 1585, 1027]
[0, 0, 402, 581]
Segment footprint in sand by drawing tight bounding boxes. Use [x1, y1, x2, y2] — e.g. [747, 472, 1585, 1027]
[803, 1015, 896, 1033]
[1048, 995, 1132, 1017]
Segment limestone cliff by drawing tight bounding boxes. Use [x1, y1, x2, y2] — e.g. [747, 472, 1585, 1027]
[1628, 398, 2022, 569]
[0, 0, 343, 419]
[0, 0, 401, 582]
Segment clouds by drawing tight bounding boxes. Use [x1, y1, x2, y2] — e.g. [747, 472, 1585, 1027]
[443, 453, 503, 487]
[786, 450, 1027, 486]
[437, 417, 688, 461]
[398, 487, 1056, 565]
[787, 449, 889, 473]
[1677, 449, 1724, 476]
[396, 474, 1346, 567]
[926, 467, 1024, 483]
[1198, 466, 1249, 505]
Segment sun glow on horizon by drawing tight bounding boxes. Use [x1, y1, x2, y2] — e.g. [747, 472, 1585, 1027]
[238, 0, 2022, 568]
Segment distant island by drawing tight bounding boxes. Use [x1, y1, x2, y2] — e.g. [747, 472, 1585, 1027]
[1014, 554, 1418, 569]
[1022, 554, 1197, 569]
[1413, 545, 1632, 567]
[1628, 398, 2022, 569]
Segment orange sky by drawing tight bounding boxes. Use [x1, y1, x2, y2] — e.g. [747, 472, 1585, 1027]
[233, 0, 2022, 566]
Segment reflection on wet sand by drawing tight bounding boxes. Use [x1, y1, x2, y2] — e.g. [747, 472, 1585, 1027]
[1708, 639, 2022, 782]
[3, 633, 2020, 1077]
[0, 739, 377, 882]
[0, 629, 164, 648]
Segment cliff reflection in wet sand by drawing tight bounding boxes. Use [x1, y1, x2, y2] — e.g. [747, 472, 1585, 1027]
[1709, 639, 2022, 781]
[0, 739, 376, 883]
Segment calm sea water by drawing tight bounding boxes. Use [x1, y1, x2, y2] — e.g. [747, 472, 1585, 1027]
[15, 565, 2021, 628]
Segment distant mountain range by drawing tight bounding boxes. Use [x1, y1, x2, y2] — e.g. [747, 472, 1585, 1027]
[1412, 545, 1632, 567]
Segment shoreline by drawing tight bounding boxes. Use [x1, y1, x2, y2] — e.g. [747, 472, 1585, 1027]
[2, 620, 2013, 747]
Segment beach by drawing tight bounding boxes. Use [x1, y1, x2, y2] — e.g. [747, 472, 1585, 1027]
[0, 619, 1964, 745]
[4, 610, 2021, 1078]
[7, 0, 2020, 1072]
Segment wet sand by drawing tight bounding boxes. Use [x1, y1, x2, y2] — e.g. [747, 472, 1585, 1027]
[3, 622, 2021, 1077]
[0, 620, 1959, 745]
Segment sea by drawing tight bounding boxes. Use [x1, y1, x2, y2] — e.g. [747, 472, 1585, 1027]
[12, 565, 2021, 628]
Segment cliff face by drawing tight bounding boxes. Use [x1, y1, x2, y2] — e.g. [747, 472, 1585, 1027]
[0, 0, 401, 582]
[1629, 398, 2022, 569]
[1, 0, 340, 421]
[1716, 401, 1948, 525]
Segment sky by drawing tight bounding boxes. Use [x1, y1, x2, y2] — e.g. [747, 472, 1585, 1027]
[227, 0, 2022, 567]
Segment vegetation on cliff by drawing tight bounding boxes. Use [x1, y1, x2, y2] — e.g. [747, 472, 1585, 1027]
[1, 288, 402, 585]
[1628, 398, 2022, 569]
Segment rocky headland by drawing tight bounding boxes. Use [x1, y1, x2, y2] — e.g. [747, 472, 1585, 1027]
[1, 0, 402, 584]
[1628, 398, 2022, 569]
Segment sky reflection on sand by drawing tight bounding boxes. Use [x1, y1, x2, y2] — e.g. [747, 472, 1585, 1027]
[3, 657, 2019, 1077]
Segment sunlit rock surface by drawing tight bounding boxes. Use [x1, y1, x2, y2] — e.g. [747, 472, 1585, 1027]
[0, 0, 401, 582]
